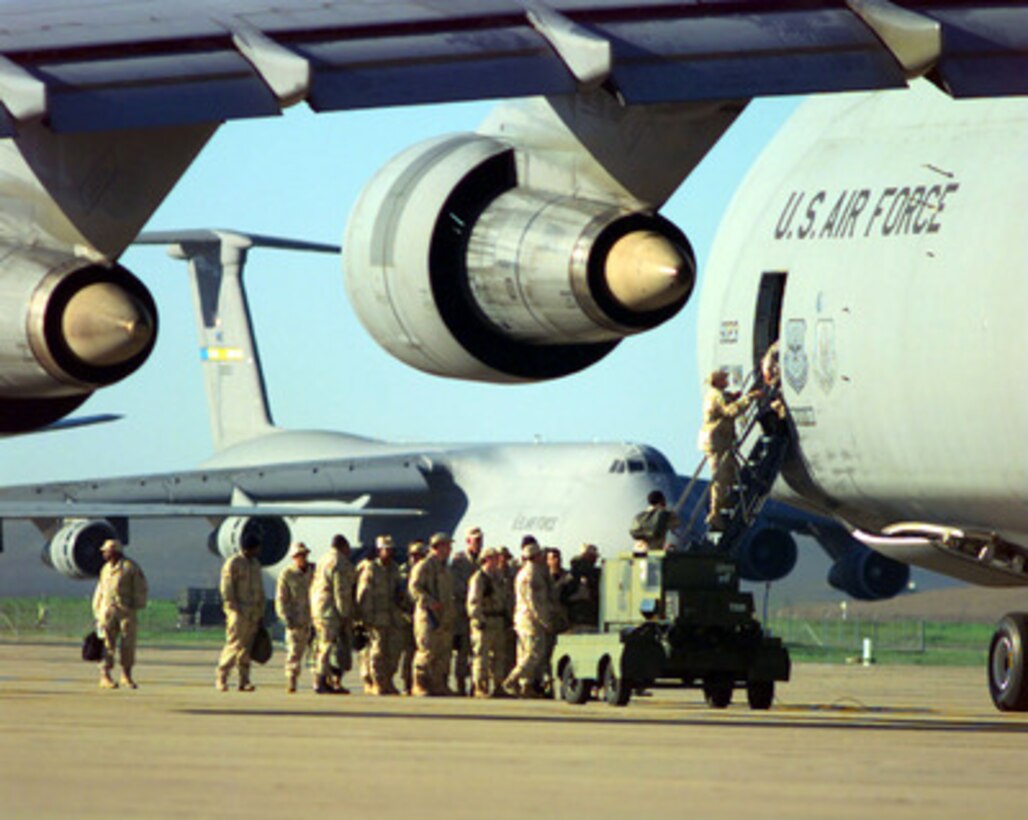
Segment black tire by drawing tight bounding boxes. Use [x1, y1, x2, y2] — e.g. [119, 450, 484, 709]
[560, 661, 591, 705]
[703, 676, 733, 709]
[602, 662, 631, 707]
[988, 613, 1028, 712]
[747, 680, 774, 710]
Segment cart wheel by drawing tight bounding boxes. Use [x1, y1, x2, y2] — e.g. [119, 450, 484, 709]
[746, 680, 774, 710]
[602, 663, 631, 707]
[703, 676, 733, 709]
[560, 661, 591, 705]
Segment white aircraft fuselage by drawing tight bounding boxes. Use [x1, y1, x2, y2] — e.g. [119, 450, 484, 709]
[698, 82, 1028, 578]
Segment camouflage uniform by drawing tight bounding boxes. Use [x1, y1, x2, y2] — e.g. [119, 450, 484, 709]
[700, 385, 754, 528]
[504, 561, 552, 695]
[499, 559, 518, 679]
[449, 549, 480, 695]
[354, 556, 374, 688]
[92, 555, 148, 684]
[356, 557, 405, 694]
[310, 550, 355, 688]
[542, 568, 573, 690]
[397, 559, 418, 694]
[409, 552, 455, 695]
[467, 565, 510, 696]
[217, 552, 266, 690]
[275, 562, 313, 690]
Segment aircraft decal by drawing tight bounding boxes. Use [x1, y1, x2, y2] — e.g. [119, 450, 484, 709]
[719, 320, 739, 345]
[773, 183, 959, 241]
[784, 319, 809, 394]
[814, 320, 837, 394]
[200, 346, 244, 362]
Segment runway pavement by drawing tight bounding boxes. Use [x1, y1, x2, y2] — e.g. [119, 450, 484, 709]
[1, 642, 1025, 818]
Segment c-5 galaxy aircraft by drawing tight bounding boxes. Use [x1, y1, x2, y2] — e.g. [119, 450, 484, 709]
[0, 230, 902, 603]
[0, 3, 1023, 707]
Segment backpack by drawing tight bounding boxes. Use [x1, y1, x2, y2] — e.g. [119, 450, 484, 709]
[630, 508, 670, 542]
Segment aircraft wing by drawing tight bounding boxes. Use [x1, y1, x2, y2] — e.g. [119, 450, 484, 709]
[1, 1, 1024, 136]
[0, 453, 431, 519]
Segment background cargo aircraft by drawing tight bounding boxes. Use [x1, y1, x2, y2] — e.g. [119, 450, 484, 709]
[0, 2, 1022, 706]
[0, 229, 905, 605]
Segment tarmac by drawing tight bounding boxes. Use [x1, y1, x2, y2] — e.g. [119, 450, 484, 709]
[1, 643, 1026, 819]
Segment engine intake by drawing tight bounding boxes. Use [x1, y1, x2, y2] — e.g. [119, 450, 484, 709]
[43, 519, 118, 579]
[344, 134, 694, 383]
[828, 546, 910, 601]
[735, 528, 798, 583]
[209, 516, 291, 567]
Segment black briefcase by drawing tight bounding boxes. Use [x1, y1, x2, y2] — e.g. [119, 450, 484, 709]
[251, 624, 273, 665]
[82, 630, 104, 662]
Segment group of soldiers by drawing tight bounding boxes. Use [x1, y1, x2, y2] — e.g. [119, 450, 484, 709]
[221, 527, 603, 698]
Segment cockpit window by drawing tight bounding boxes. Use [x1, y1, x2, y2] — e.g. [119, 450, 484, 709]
[627, 459, 645, 473]
[615, 460, 625, 474]
[645, 453, 674, 474]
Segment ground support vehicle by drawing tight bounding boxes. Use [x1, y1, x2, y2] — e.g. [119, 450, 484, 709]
[554, 550, 789, 708]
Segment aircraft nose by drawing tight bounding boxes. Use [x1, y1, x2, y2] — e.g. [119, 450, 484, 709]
[61, 281, 156, 367]
[603, 230, 693, 313]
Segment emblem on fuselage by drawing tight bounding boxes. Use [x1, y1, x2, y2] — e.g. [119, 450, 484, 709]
[814, 319, 836, 393]
[784, 319, 808, 393]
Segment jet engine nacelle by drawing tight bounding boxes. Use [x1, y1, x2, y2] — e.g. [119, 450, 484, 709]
[209, 516, 291, 567]
[0, 247, 157, 432]
[344, 134, 695, 382]
[736, 528, 799, 583]
[828, 546, 910, 601]
[43, 519, 118, 579]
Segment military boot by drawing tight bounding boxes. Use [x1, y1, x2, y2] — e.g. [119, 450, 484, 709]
[99, 670, 118, 690]
[119, 668, 138, 689]
[411, 671, 432, 697]
[286, 673, 298, 694]
[455, 678, 468, 697]
[381, 679, 400, 696]
[215, 672, 229, 692]
[314, 675, 331, 694]
[365, 680, 380, 695]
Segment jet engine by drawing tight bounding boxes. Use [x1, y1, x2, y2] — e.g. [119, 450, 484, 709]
[828, 545, 910, 601]
[43, 519, 119, 579]
[209, 516, 291, 566]
[0, 248, 157, 432]
[344, 134, 695, 382]
[735, 528, 799, 583]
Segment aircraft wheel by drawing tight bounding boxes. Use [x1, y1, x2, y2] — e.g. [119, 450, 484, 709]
[704, 676, 733, 709]
[560, 662, 591, 705]
[746, 680, 774, 710]
[988, 613, 1028, 712]
[602, 663, 632, 707]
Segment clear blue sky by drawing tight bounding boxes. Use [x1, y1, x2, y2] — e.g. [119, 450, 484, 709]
[0, 96, 799, 485]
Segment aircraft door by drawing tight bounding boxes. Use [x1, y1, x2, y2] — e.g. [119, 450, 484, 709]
[753, 271, 786, 372]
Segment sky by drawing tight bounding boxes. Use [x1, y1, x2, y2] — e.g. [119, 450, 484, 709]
[0, 95, 799, 486]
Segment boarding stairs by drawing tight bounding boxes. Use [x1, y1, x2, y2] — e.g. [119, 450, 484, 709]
[674, 371, 791, 558]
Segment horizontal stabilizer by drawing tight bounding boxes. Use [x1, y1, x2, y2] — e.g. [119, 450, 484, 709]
[135, 230, 339, 255]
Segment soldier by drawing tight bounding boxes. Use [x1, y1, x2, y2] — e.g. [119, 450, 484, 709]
[699, 368, 762, 531]
[91, 538, 148, 690]
[398, 539, 427, 695]
[356, 535, 405, 695]
[353, 545, 376, 691]
[567, 544, 601, 629]
[275, 542, 313, 693]
[466, 547, 511, 697]
[629, 490, 680, 554]
[542, 547, 574, 694]
[310, 533, 356, 694]
[449, 525, 484, 695]
[216, 534, 266, 692]
[408, 532, 456, 696]
[502, 537, 553, 698]
[497, 546, 517, 679]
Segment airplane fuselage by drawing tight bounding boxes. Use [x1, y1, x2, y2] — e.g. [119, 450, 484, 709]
[699, 82, 1028, 549]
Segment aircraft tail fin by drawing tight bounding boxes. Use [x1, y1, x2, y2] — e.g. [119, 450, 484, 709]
[135, 230, 339, 451]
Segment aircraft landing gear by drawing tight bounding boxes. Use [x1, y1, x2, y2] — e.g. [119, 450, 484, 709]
[988, 612, 1028, 712]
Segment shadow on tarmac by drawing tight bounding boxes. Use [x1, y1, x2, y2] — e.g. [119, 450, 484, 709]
[175, 706, 1028, 734]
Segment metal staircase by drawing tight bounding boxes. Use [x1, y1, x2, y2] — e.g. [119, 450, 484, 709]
[674, 372, 790, 557]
